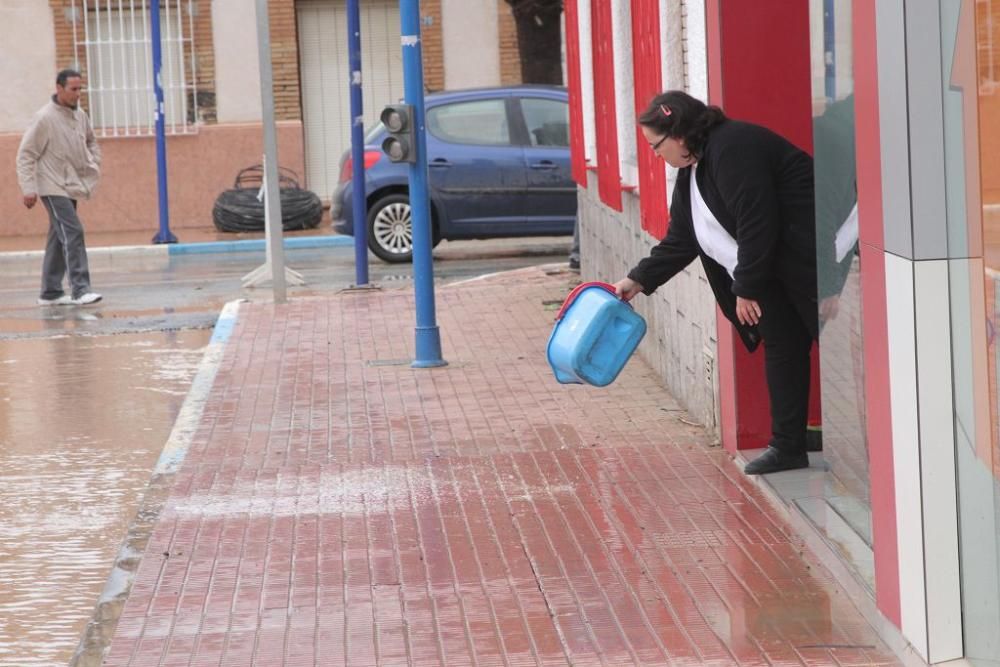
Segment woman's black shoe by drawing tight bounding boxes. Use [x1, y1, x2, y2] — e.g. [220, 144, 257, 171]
[744, 447, 809, 475]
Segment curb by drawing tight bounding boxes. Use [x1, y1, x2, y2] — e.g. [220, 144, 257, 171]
[0, 234, 354, 266]
[166, 234, 353, 255]
[70, 300, 243, 667]
[150, 299, 241, 475]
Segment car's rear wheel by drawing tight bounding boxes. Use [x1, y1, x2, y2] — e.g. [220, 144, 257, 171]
[367, 193, 440, 263]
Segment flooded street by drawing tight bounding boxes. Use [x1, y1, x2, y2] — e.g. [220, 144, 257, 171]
[0, 238, 568, 665]
[0, 330, 212, 666]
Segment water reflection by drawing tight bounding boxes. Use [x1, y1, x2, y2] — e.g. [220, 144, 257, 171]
[0, 330, 211, 666]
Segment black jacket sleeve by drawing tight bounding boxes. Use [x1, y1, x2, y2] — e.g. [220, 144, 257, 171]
[627, 172, 699, 294]
[707, 137, 782, 300]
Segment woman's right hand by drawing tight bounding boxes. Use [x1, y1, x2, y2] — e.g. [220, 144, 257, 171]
[612, 277, 644, 302]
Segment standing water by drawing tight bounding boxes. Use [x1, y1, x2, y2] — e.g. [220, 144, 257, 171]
[0, 329, 212, 666]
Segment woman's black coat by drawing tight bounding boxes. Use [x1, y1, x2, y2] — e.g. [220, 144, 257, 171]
[627, 119, 817, 352]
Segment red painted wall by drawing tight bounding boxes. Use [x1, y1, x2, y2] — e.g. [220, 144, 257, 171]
[591, 0, 622, 211]
[705, 0, 817, 451]
[564, 0, 588, 187]
[717, 3, 814, 154]
[631, 0, 668, 238]
[0, 122, 305, 237]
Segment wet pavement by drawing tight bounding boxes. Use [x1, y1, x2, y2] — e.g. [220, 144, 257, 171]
[0, 238, 571, 340]
[0, 224, 341, 253]
[0, 238, 571, 666]
[0, 330, 211, 666]
[97, 265, 902, 666]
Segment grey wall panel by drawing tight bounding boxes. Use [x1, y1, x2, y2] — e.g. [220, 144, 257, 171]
[876, 0, 914, 257]
[906, 0, 949, 260]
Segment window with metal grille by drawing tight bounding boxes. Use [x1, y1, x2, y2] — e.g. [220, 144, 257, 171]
[72, 0, 197, 137]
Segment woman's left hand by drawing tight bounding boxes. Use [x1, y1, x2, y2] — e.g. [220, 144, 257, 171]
[735, 297, 762, 326]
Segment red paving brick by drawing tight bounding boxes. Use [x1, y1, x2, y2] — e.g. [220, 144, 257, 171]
[104, 266, 901, 666]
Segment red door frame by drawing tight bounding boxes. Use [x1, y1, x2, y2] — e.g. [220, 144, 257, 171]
[706, 0, 902, 628]
[705, 0, 818, 454]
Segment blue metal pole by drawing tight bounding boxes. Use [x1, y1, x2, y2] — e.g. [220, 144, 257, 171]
[348, 0, 369, 286]
[400, 0, 445, 368]
[150, 0, 176, 244]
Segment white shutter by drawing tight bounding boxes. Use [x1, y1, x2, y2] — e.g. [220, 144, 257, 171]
[297, 0, 404, 199]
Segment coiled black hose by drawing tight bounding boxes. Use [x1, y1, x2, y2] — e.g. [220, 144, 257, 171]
[212, 165, 323, 233]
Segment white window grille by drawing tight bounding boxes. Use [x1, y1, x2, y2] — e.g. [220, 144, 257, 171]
[72, 0, 197, 137]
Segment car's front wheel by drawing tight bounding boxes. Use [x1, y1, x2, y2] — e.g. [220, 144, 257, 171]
[367, 193, 439, 263]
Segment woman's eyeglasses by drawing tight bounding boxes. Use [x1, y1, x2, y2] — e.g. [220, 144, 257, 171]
[650, 135, 668, 151]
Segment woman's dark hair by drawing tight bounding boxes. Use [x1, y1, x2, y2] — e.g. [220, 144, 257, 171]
[638, 90, 726, 159]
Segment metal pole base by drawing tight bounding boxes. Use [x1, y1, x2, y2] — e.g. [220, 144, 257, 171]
[151, 231, 178, 244]
[412, 359, 448, 368]
[412, 326, 447, 368]
[242, 263, 306, 288]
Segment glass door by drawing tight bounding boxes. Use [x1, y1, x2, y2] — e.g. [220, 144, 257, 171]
[808, 0, 874, 589]
[957, 1, 1000, 664]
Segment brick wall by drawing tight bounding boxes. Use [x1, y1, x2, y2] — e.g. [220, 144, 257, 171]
[49, 1, 75, 72]
[497, 0, 521, 85]
[191, 0, 217, 123]
[270, 0, 300, 121]
[421, 0, 445, 92]
[48, 1, 87, 106]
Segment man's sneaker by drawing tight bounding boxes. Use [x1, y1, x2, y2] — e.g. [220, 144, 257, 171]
[71, 292, 103, 305]
[37, 295, 73, 306]
[744, 446, 809, 475]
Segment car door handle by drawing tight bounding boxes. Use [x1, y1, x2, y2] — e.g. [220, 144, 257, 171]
[530, 161, 559, 170]
[429, 158, 451, 168]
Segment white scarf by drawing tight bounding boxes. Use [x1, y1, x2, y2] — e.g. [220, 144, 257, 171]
[689, 164, 738, 278]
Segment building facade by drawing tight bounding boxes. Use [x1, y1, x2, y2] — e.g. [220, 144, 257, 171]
[569, 0, 1000, 664]
[0, 0, 525, 238]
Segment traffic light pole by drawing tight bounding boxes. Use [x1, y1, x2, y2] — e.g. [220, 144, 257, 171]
[347, 0, 370, 287]
[150, 0, 177, 244]
[400, 0, 446, 368]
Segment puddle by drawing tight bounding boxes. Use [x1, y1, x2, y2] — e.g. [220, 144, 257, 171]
[0, 329, 212, 666]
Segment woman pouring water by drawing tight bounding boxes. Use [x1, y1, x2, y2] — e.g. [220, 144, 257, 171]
[612, 90, 819, 476]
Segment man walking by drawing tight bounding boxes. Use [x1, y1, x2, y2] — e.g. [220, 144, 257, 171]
[16, 69, 103, 306]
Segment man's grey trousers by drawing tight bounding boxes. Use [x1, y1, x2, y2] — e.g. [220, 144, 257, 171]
[40, 195, 92, 300]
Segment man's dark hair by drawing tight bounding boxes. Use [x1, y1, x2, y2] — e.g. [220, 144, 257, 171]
[56, 69, 82, 87]
[638, 90, 726, 159]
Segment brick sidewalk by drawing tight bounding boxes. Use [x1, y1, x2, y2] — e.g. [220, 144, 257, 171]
[103, 266, 899, 666]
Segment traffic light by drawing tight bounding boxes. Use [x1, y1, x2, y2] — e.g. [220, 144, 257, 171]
[380, 104, 416, 163]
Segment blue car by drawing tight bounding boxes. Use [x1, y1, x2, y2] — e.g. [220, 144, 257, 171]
[331, 85, 577, 263]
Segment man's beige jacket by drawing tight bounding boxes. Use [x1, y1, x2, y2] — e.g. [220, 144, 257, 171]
[16, 97, 102, 200]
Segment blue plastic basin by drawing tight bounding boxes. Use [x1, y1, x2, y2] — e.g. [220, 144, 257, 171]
[546, 282, 647, 387]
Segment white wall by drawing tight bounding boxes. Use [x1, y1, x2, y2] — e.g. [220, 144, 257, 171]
[212, 0, 263, 123]
[575, 0, 720, 432]
[611, 0, 637, 187]
[580, 180, 720, 432]
[683, 0, 707, 100]
[1, 1, 57, 133]
[579, 0, 596, 165]
[442, 0, 500, 89]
